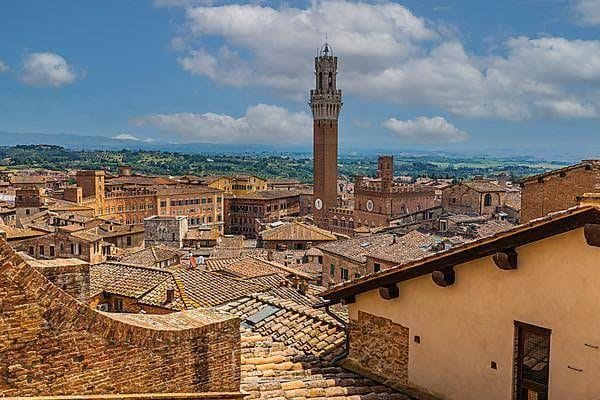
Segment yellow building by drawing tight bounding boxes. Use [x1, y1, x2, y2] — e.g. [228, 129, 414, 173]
[322, 198, 600, 400]
[201, 175, 267, 195]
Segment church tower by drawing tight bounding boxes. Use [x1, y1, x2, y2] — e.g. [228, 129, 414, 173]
[310, 42, 342, 228]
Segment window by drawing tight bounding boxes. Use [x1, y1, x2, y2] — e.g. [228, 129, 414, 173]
[374, 263, 381, 273]
[330, 264, 335, 276]
[49, 246, 55, 257]
[484, 193, 492, 207]
[39, 246, 44, 256]
[28, 246, 34, 255]
[439, 219, 448, 232]
[341, 268, 349, 281]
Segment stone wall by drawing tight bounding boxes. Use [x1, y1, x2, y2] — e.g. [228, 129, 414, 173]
[37, 262, 90, 303]
[521, 163, 600, 222]
[145, 216, 188, 248]
[347, 311, 409, 385]
[0, 241, 241, 397]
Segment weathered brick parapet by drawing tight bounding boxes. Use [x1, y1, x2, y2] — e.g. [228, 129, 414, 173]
[5, 394, 244, 400]
[0, 240, 241, 398]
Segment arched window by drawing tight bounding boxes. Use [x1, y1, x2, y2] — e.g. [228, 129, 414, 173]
[318, 72, 323, 90]
[484, 193, 492, 207]
[328, 72, 333, 90]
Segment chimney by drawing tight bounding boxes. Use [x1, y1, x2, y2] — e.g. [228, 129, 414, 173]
[306, 241, 313, 249]
[165, 287, 175, 304]
[392, 234, 398, 244]
[267, 250, 274, 261]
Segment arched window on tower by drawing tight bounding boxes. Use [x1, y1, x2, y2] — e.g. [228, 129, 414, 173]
[328, 72, 333, 90]
[318, 72, 323, 91]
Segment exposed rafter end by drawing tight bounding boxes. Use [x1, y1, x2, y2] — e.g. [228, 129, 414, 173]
[584, 223, 600, 247]
[432, 267, 455, 287]
[492, 248, 518, 270]
[379, 284, 399, 300]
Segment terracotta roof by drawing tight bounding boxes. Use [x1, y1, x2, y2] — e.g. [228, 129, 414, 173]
[106, 176, 177, 186]
[519, 160, 598, 184]
[260, 221, 337, 242]
[0, 225, 47, 240]
[176, 268, 267, 307]
[317, 233, 396, 264]
[227, 189, 301, 200]
[460, 180, 506, 193]
[218, 256, 314, 280]
[474, 219, 515, 238]
[90, 262, 172, 298]
[218, 292, 345, 358]
[322, 205, 600, 303]
[69, 229, 103, 242]
[238, 330, 409, 400]
[119, 245, 181, 267]
[366, 230, 439, 264]
[204, 257, 242, 271]
[140, 269, 268, 309]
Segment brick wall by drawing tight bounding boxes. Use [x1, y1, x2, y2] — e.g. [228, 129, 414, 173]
[521, 164, 600, 222]
[347, 311, 409, 385]
[0, 241, 241, 397]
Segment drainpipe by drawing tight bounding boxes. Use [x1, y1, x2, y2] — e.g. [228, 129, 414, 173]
[314, 300, 349, 365]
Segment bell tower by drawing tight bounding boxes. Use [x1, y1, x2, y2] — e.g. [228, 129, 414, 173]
[310, 42, 342, 228]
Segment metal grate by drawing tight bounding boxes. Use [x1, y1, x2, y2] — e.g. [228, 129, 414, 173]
[513, 321, 551, 400]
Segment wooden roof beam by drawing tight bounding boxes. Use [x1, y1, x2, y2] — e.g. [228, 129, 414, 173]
[492, 248, 518, 270]
[432, 267, 455, 287]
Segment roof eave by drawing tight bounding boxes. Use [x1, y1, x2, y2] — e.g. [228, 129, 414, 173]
[321, 207, 600, 303]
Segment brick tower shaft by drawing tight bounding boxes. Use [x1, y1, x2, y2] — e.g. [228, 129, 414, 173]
[310, 43, 342, 229]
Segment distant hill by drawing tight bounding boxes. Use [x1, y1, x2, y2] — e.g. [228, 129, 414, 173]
[0, 131, 299, 154]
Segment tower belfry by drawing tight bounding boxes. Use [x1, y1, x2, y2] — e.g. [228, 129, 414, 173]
[310, 42, 342, 228]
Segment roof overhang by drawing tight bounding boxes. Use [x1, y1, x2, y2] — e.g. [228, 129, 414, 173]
[321, 206, 600, 304]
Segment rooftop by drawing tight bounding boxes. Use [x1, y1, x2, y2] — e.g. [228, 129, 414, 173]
[260, 221, 337, 242]
[322, 205, 600, 303]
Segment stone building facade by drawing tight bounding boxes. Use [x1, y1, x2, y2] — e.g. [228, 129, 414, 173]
[15, 226, 111, 264]
[442, 179, 507, 216]
[224, 190, 302, 238]
[144, 215, 189, 248]
[0, 241, 242, 398]
[521, 160, 600, 222]
[352, 156, 438, 229]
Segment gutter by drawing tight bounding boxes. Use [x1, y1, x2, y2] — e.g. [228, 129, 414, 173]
[314, 300, 349, 365]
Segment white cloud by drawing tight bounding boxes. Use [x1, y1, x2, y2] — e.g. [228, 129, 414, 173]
[180, 0, 435, 97]
[132, 104, 311, 144]
[574, 0, 600, 26]
[20, 52, 78, 87]
[113, 133, 155, 142]
[0, 60, 8, 73]
[168, 0, 600, 120]
[382, 116, 468, 143]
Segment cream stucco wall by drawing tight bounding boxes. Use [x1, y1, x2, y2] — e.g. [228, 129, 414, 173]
[349, 227, 600, 400]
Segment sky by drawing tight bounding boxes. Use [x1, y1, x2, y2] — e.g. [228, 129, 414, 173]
[1, 0, 600, 155]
